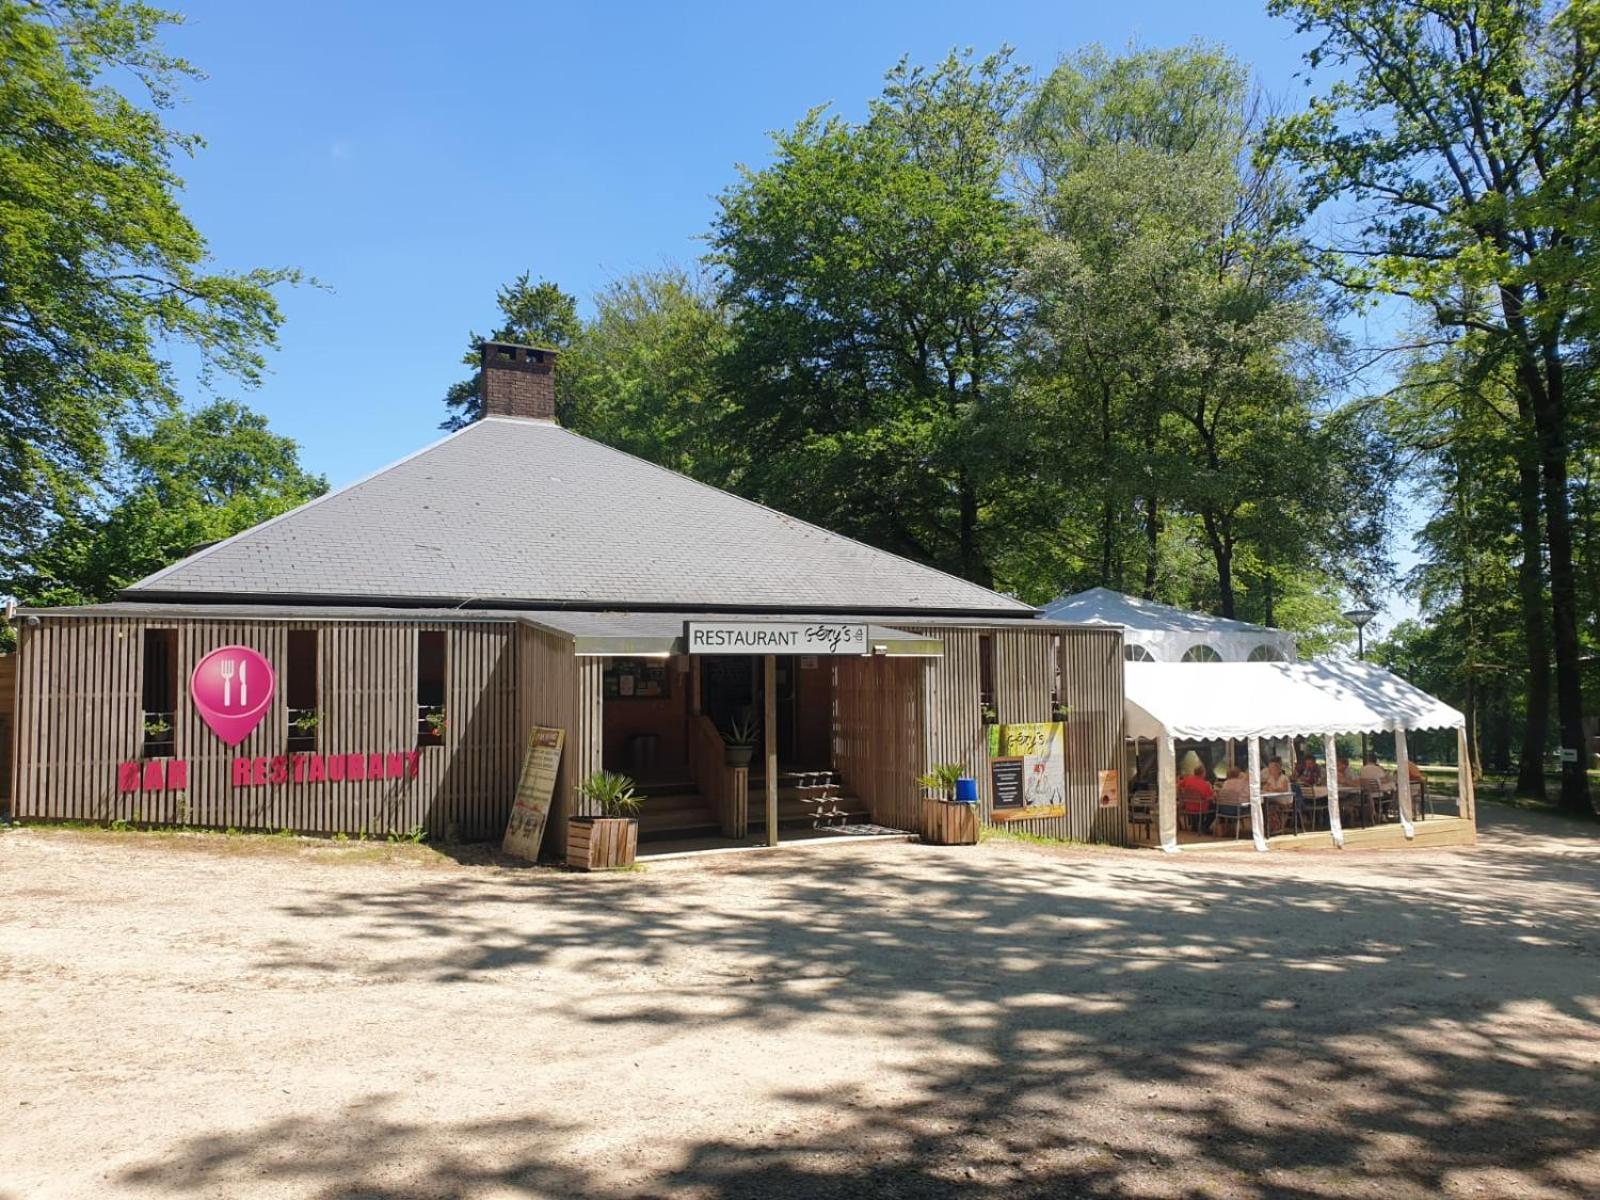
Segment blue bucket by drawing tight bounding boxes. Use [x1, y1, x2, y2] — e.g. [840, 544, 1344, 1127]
[954, 776, 979, 804]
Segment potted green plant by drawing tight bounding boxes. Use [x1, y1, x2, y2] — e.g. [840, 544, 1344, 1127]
[722, 715, 757, 767]
[425, 708, 448, 736]
[142, 715, 173, 740]
[290, 710, 321, 734]
[917, 761, 979, 846]
[917, 762, 965, 801]
[568, 770, 643, 870]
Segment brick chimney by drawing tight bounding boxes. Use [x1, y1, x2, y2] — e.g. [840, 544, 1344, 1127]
[479, 341, 557, 421]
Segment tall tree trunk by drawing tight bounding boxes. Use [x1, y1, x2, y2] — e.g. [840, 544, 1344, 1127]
[1202, 513, 1237, 618]
[1514, 452, 1551, 797]
[1526, 361, 1592, 812]
[1141, 494, 1159, 599]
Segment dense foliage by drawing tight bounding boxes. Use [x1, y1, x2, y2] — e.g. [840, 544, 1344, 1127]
[0, 0, 300, 612]
[1268, 0, 1598, 808]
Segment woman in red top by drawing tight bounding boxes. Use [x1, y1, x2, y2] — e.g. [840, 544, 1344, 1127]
[1178, 763, 1216, 832]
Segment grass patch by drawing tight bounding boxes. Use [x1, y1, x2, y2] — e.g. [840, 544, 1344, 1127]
[0, 821, 466, 867]
[980, 824, 1092, 851]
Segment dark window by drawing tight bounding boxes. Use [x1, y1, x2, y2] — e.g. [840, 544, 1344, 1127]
[978, 633, 997, 725]
[417, 631, 446, 746]
[286, 630, 319, 752]
[142, 629, 178, 757]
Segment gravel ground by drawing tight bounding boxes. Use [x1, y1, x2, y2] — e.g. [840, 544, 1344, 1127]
[1, 805, 1596, 1200]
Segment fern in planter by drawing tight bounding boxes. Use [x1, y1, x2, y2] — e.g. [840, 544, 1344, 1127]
[578, 770, 643, 819]
[917, 762, 966, 801]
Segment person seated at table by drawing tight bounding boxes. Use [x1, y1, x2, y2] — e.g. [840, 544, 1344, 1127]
[1296, 753, 1324, 787]
[1407, 759, 1424, 785]
[1339, 758, 1362, 788]
[1178, 763, 1216, 831]
[1359, 752, 1390, 787]
[1219, 765, 1250, 803]
[1262, 756, 1292, 792]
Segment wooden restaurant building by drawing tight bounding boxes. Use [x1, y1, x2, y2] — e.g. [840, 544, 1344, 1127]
[8, 343, 1127, 856]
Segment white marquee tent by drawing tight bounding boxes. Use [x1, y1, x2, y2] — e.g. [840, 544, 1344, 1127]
[1125, 659, 1472, 852]
[1042, 587, 1299, 663]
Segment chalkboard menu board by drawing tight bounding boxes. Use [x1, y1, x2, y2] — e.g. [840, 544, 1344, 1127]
[991, 756, 1025, 809]
[603, 658, 671, 700]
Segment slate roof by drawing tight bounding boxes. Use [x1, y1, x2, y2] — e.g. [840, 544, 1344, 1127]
[125, 418, 1033, 616]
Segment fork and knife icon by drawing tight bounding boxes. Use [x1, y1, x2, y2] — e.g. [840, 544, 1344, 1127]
[218, 658, 250, 709]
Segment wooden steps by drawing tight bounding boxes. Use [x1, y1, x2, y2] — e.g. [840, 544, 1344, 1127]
[635, 771, 873, 842]
[636, 790, 719, 840]
[747, 771, 869, 830]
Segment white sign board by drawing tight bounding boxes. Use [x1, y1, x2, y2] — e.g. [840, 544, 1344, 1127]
[1558, 747, 1579, 763]
[686, 621, 868, 656]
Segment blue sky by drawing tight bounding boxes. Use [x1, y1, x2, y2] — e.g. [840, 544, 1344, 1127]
[160, 1, 1414, 624]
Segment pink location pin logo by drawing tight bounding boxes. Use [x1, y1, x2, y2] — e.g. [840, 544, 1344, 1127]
[191, 645, 275, 747]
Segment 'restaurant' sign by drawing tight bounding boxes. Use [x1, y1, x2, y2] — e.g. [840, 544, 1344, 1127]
[685, 621, 868, 656]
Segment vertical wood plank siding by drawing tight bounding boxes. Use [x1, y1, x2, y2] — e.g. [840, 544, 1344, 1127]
[15, 614, 1124, 849]
[1057, 627, 1128, 845]
[513, 624, 601, 859]
[904, 623, 1125, 843]
[15, 616, 521, 840]
[832, 655, 925, 831]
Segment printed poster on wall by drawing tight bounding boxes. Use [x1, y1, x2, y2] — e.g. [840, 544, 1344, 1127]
[988, 721, 1067, 822]
[503, 726, 565, 862]
[1098, 768, 1120, 808]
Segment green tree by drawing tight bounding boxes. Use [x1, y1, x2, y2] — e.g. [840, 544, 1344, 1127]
[20, 401, 326, 607]
[558, 267, 736, 480]
[1, 0, 296, 593]
[439, 273, 581, 429]
[711, 49, 1032, 586]
[1266, 0, 1597, 810]
[1018, 43, 1393, 619]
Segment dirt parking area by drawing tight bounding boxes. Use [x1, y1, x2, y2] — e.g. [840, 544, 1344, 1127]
[1, 806, 1597, 1200]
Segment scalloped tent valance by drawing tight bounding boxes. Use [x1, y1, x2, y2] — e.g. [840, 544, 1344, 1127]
[1124, 659, 1465, 741]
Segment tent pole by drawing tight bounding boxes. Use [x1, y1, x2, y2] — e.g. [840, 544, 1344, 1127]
[1247, 736, 1267, 851]
[1393, 727, 1415, 837]
[1157, 735, 1178, 852]
[1324, 733, 1345, 849]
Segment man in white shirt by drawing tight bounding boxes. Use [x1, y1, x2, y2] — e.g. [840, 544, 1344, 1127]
[1359, 752, 1390, 786]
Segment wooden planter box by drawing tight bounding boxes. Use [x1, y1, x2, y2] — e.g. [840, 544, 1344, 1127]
[566, 817, 639, 871]
[921, 798, 979, 846]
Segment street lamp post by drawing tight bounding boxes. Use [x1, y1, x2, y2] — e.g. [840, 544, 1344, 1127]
[1343, 605, 1378, 759]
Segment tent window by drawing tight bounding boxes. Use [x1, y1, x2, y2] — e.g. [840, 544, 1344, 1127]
[1248, 644, 1285, 662]
[1125, 643, 1154, 662]
[1181, 645, 1222, 663]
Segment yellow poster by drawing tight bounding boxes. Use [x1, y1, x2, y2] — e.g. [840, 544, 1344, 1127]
[503, 727, 564, 862]
[987, 721, 1066, 820]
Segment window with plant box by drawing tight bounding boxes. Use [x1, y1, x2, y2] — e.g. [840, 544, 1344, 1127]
[141, 628, 178, 756]
[416, 630, 447, 747]
[978, 633, 997, 726]
[286, 630, 319, 751]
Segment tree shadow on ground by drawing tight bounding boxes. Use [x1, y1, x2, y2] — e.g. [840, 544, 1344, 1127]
[119, 807, 1600, 1199]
